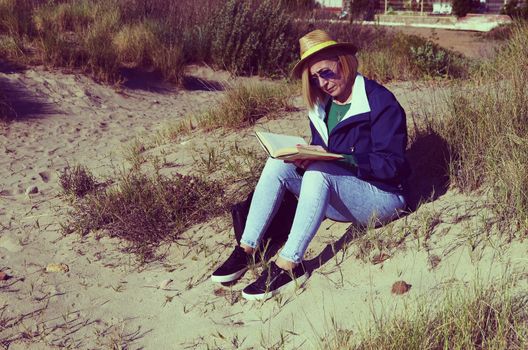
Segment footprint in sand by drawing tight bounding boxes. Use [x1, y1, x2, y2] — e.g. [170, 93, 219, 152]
[0, 189, 13, 196]
[38, 171, 52, 183]
[0, 233, 23, 253]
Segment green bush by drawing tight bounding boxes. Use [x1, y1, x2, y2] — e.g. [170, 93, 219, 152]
[210, 0, 296, 76]
[501, 0, 528, 19]
[410, 41, 450, 77]
[452, 0, 479, 17]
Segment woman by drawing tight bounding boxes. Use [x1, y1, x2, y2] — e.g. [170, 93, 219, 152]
[211, 30, 410, 301]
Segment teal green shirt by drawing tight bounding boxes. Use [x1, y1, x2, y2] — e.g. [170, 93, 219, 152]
[327, 101, 357, 168]
[327, 101, 350, 134]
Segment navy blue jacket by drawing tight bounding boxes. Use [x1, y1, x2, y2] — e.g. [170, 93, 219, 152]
[308, 75, 410, 193]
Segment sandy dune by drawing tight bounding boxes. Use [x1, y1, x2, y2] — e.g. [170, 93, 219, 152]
[1, 64, 526, 349]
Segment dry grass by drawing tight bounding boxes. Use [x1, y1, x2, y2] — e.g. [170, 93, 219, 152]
[322, 280, 528, 349]
[0, 0, 470, 85]
[59, 164, 97, 198]
[196, 81, 298, 130]
[164, 80, 297, 141]
[60, 166, 225, 263]
[432, 22, 528, 233]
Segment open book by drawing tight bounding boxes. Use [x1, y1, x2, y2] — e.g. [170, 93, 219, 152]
[255, 131, 343, 161]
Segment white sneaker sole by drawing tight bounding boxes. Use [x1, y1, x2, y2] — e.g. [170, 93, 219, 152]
[211, 267, 248, 283]
[241, 272, 309, 301]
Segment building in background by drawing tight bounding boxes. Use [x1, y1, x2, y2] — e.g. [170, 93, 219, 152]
[378, 0, 506, 13]
[316, 0, 345, 13]
[323, 0, 507, 15]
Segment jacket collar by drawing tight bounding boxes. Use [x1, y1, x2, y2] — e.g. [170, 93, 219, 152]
[308, 74, 371, 145]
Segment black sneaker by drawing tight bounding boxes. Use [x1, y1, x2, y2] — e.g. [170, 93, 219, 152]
[211, 246, 259, 283]
[241, 261, 308, 301]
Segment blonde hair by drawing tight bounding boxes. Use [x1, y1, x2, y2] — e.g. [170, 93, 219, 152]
[301, 53, 359, 109]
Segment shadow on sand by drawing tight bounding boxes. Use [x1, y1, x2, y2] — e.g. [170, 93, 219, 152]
[0, 60, 26, 74]
[305, 128, 451, 273]
[404, 128, 451, 211]
[120, 67, 224, 93]
[182, 76, 224, 92]
[0, 76, 58, 122]
[119, 67, 174, 93]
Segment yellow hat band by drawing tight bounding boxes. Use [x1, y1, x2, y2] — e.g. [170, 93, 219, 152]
[300, 40, 338, 60]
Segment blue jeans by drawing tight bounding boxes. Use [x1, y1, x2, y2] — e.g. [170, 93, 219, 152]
[240, 158, 406, 264]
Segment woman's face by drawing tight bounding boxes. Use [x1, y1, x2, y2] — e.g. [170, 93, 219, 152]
[308, 57, 352, 103]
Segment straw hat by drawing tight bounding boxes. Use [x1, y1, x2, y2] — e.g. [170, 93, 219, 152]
[291, 29, 357, 79]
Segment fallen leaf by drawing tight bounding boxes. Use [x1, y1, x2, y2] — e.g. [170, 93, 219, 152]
[371, 252, 391, 265]
[159, 279, 173, 290]
[391, 280, 411, 295]
[0, 271, 10, 280]
[45, 263, 69, 273]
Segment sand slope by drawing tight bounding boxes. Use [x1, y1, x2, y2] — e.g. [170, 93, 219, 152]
[0, 66, 526, 349]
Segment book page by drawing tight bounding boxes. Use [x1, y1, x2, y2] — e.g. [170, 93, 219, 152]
[255, 131, 307, 157]
[280, 149, 343, 161]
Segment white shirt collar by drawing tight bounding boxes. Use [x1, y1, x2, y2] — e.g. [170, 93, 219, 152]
[341, 74, 371, 121]
[307, 74, 371, 145]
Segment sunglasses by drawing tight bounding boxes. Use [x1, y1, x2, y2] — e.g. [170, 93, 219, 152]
[309, 63, 339, 86]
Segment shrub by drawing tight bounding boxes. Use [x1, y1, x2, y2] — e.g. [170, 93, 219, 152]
[82, 8, 121, 82]
[0, 0, 36, 37]
[210, 0, 296, 76]
[59, 165, 97, 198]
[64, 170, 225, 262]
[452, 0, 479, 17]
[151, 45, 185, 84]
[0, 0, 471, 84]
[349, 0, 378, 21]
[501, 0, 528, 19]
[434, 22, 528, 231]
[410, 41, 450, 77]
[113, 21, 157, 67]
[0, 34, 24, 60]
[359, 32, 468, 81]
[33, 1, 94, 33]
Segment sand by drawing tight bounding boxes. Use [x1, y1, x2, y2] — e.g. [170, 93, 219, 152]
[1, 61, 527, 349]
[388, 26, 503, 58]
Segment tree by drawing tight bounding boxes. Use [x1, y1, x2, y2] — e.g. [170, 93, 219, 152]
[346, 0, 378, 21]
[501, 0, 528, 19]
[451, 0, 478, 17]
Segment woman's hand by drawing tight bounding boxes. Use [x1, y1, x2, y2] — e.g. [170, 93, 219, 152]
[284, 144, 328, 169]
